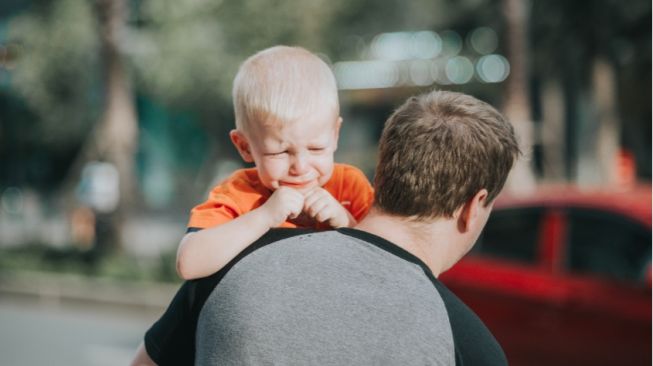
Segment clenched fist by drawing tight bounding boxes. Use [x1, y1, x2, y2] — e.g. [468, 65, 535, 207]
[261, 187, 305, 228]
[303, 187, 355, 228]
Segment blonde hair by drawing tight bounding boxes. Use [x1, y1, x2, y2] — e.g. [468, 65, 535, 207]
[232, 46, 339, 132]
[374, 90, 520, 219]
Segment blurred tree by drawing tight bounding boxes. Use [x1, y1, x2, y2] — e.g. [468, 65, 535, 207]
[530, 0, 651, 183]
[501, 0, 536, 192]
[6, 0, 100, 192]
[90, 0, 138, 251]
[7, 0, 137, 252]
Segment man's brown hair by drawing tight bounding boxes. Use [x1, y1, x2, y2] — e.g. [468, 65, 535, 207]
[374, 90, 520, 219]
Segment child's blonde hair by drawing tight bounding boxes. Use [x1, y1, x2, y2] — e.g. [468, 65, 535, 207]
[232, 46, 339, 132]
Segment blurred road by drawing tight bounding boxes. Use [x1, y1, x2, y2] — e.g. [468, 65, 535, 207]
[0, 296, 161, 366]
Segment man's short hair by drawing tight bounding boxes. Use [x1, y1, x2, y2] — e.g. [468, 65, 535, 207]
[373, 90, 520, 219]
[232, 46, 339, 132]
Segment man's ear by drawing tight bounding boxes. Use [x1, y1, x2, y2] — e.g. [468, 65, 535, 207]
[456, 189, 489, 233]
[229, 130, 254, 163]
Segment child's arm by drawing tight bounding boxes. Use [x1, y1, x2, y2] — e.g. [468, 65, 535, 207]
[176, 187, 304, 280]
[303, 187, 357, 228]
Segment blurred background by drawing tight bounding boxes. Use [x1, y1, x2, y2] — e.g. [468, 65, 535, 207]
[0, 0, 650, 365]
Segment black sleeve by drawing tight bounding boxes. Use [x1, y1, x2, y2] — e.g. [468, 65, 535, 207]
[433, 280, 508, 366]
[144, 226, 212, 365]
[144, 280, 197, 365]
[144, 275, 225, 365]
[143, 228, 314, 365]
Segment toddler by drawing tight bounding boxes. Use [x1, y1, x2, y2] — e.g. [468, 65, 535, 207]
[176, 46, 374, 279]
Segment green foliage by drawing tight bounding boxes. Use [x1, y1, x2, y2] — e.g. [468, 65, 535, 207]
[128, 0, 351, 112]
[129, 0, 233, 107]
[0, 244, 181, 284]
[8, 0, 100, 148]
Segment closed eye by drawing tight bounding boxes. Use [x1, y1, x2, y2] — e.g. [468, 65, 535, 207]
[309, 147, 326, 152]
[264, 151, 287, 157]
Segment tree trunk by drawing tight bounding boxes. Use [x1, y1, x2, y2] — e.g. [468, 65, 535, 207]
[575, 58, 619, 187]
[93, 0, 138, 251]
[539, 80, 566, 182]
[501, 0, 536, 193]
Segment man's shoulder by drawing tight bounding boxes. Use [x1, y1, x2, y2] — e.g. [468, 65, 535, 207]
[255, 228, 316, 247]
[196, 229, 456, 365]
[225, 229, 445, 309]
[216, 229, 428, 292]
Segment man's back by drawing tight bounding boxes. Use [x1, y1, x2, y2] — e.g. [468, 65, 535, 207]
[145, 229, 507, 365]
[196, 230, 454, 365]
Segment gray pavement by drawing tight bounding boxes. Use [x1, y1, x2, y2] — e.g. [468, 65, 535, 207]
[0, 296, 155, 366]
[0, 271, 179, 366]
[0, 212, 186, 365]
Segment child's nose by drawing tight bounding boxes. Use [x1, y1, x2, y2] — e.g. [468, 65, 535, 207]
[289, 153, 309, 176]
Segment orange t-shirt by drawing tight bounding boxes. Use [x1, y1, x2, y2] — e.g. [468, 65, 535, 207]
[187, 163, 374, 229]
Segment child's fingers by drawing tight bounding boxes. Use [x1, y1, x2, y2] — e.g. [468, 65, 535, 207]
[288, 196, 305, 219]
[303, 193, 322, 212]
[315, 205, 346, 225]
[303, 188, 330, 210]
[272, 187, 304, 219]
[306, 198, 330, 218]
[310, 204, 332, 223]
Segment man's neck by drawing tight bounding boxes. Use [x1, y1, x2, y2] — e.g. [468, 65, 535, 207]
[354, 208, 451, 277]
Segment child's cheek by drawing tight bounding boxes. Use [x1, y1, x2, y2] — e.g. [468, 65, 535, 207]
[267, 161, 286, 179]
[317, 156, 336, 186]
[260, 159, 285, 184]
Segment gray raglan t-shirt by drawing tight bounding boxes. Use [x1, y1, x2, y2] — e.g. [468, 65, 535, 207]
[195, 230, 455, 366]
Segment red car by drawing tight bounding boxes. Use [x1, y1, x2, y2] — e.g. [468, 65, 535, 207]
[440, 185, 651, 366]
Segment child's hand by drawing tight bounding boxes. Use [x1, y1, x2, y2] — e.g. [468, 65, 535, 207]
[303, 187, 355, 228]
[261, 187, 305, 227]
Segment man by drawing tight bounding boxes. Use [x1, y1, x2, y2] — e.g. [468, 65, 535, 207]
[131, 90, 520, 365]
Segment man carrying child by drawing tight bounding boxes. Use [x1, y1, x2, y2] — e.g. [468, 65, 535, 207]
[131, 45, 520, 366]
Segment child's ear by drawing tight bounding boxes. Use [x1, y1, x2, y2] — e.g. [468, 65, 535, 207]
[229, 130, 254, 163]
[333, 117, 343, 150]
